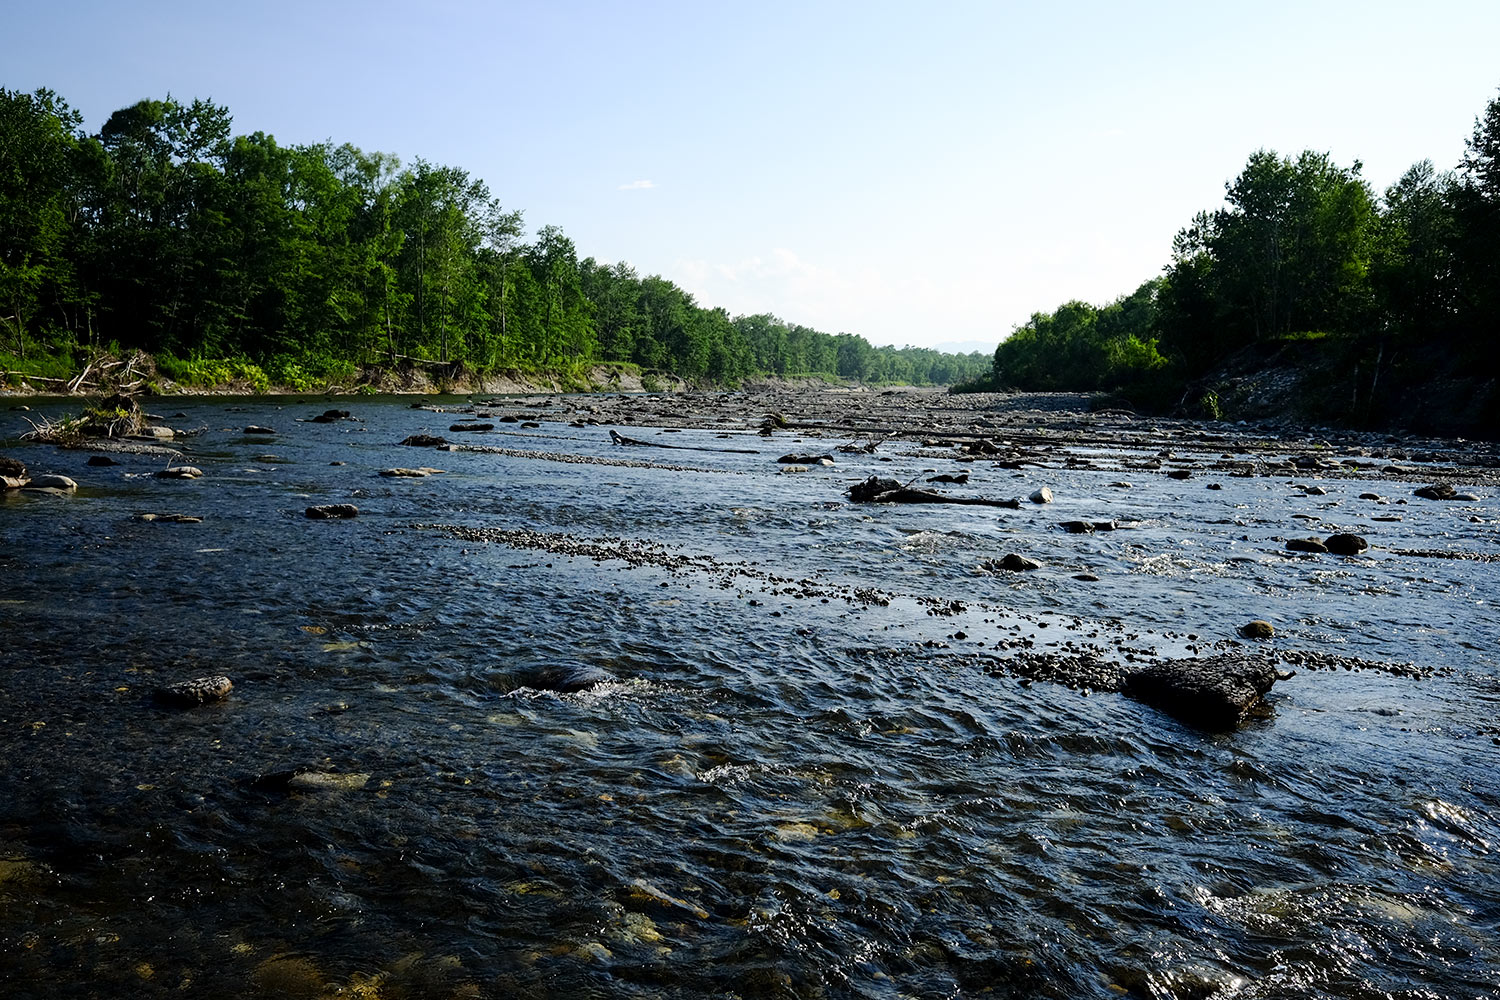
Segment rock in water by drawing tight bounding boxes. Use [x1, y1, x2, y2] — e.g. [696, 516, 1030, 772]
[1123, 655, 1286, 729]
[1240, 620, 1275, 639]
[154, 466, 203, 479]
[156, 675, 233, 707]
[1286, 537, 1329, 553]
[514, 662, 611, 693]
[399, 434, 448, 447]
[305, 504, 359, 519]
[86, 455, 118, 466]
[1325, 533, 1369, 555]
[0, 457, 27, 481]
[848, 476, 903, 503]
[1000, 553, 1042, 571]
[1029, 487, 1053, 504]
[286, 771, 370, 792]
[243, 425, 276, 435]
[22, 474, 77, 491]
[1414, 484, 1455, 500]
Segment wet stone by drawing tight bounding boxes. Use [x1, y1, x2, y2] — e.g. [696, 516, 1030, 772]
[155, 675, 233, 707]
[306, 504, 359, 519]
[1239, 620, 1275, 639]
[1286, 537, 1329, 553]
[1123, 655, 1287, 729]
[1325, 533, 1369, 555]
[22, 474, 77, 491]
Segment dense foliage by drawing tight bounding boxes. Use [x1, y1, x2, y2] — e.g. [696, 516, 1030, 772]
[977, 89, 1500, 412]
[0, 89, 989, 388]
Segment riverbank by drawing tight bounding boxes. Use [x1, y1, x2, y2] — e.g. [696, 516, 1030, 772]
[0, 350, 689, 398]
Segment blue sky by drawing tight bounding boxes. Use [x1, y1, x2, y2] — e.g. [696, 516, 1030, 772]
[8, 1, 1500, 351]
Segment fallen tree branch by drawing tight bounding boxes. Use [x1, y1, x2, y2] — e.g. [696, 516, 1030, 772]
[847, 475, 1014, 507]
[609, 429, 759, 454]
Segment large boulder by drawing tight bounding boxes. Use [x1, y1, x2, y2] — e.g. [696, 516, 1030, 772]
[1123, 655, 1288, 729]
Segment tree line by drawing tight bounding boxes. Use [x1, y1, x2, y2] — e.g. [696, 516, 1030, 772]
[975, 88, 1500, 418]
[0, 89, 989, 389]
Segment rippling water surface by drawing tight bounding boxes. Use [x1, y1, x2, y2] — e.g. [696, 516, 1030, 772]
[2, 396, 1498, 998]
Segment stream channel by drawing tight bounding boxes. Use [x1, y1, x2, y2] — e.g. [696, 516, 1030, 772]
[1, 394, 1498, 998]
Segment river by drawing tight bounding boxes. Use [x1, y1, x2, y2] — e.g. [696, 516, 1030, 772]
[1, 392, 1497, 998]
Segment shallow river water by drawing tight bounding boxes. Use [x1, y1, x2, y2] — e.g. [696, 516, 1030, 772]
[2, 395, 1498, 999]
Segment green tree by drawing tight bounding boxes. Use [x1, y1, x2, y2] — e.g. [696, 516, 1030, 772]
[1452, 89, 1500, 367]
[0, 88, 85, 356]
[1211, 150, 1376, 342]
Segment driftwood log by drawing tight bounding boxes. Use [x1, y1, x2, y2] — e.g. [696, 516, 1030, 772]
[847, 476, 1014, 507]
[609, 429, 758, 454]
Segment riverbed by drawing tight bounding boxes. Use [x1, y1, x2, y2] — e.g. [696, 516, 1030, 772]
[2, 388, 1497, 998]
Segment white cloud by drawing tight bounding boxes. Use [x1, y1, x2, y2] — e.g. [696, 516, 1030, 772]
[617, 179, 655, 190]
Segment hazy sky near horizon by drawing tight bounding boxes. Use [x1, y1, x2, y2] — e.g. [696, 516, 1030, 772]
[7, 1, 1499, 352]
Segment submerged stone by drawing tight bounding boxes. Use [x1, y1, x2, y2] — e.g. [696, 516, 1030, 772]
[286, 771, 370, 792]
[513, 662, 610, 693]
[155, 675, 233, 707]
